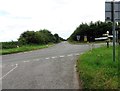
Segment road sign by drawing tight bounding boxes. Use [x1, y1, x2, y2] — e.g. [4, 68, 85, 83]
[76, 35, 80, 41]
[105, 1, 120, 22]
[84, 36, 87, 42]
[105, 0, 118, 62]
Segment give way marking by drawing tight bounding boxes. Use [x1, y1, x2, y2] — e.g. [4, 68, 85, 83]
[0, 64, 18, 80]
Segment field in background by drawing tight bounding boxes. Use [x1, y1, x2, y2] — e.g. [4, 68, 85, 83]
[77, 46, 119, 89]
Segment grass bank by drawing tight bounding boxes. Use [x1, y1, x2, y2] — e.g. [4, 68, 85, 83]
[77, 46, 119, 89]
[0, 43, 53, 55]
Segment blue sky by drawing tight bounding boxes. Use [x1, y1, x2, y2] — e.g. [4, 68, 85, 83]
[0, 0, 116, 42]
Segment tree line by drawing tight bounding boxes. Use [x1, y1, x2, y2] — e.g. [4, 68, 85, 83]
[2, 29, 65, 49]
[68, 21, 120, 42]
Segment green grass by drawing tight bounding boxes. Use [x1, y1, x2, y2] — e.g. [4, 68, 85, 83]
[0, 44, 54, 55]
[77, 46, 119, 89]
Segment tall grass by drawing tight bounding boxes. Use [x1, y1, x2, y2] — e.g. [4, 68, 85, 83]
[77, 46, 119, 89]
[0, 44, 53, 55]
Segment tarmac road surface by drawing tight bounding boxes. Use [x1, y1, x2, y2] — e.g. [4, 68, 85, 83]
[1, 41, 101, 89]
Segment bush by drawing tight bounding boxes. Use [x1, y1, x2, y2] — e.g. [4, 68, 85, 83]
[2, 41, 18, 49]
[18, 29, 62, 45]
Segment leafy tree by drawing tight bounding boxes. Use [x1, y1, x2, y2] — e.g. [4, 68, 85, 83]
[18, 29, 63, 45]
[68, 21, 113, 42]
[38, 29, 56, 43]
[18, 31, 37, 44]
[54, 33, 60, 43]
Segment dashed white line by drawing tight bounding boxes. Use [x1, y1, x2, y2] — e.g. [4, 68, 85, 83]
[59, 55, 65, 58]
[67, 54, 73, 57]
[23, 61, 29, 63]
[0, 64, 18, 80]
[51, 56, 57, 59]
[74, 53, 80, 56]
[45, 57, 50, 60]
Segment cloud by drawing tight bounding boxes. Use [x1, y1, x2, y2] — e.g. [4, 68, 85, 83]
[0, 0, 105, 42]
[11, 16, 32, 20]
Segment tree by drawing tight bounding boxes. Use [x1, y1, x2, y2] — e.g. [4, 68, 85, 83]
[54, 33, 60, 43]
[38, 29, 56, 43]
[18, 29, 63, 45]
[68, 21, 113, 42]
[18, 31, 37, 44]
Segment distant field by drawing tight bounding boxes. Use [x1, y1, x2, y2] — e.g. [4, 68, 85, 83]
[77, 46, 119, 89]
[0, 44, 53, 55]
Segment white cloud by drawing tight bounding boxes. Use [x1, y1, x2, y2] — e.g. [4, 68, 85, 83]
[0, 0, 106, 42]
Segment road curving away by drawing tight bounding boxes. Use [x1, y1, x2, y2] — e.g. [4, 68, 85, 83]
[2, 41, 101, 89]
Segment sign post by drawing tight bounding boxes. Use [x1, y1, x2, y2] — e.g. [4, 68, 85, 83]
[84, 36, 87, 42]
[76, 35, 80, 41]
[105, 0, 120, 62]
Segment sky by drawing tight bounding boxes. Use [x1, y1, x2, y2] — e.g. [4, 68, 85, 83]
[0, 0, 118, 42]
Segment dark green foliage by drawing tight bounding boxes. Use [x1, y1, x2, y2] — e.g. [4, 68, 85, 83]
[59, 37, 66, 41]
[38, 29, 56, 44]
[2, 41, 18, 49]
[2, 29, 64, 49]
[18, 31, 37, 44]
[68, 21, 113, 42]
[54, 33, 60, 43]
[18, 29, 62, 45]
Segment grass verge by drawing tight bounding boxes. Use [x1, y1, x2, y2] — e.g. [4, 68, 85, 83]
[68, 40, 106, 45]
[77, 46, 119, 89]
[0, 43, 54, 55]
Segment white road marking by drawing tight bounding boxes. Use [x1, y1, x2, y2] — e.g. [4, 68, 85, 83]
[45, 57, 50, 60]
[23, 61, 29, 63]
[0, 64, 18, 80]
[60, 55, 65, 58]
[74, 53, 80, 56]
[67, 54, 73, 57]
[51, 56, 57, 59]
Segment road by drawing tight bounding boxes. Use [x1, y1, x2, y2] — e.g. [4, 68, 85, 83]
[1, 42, 101, 89]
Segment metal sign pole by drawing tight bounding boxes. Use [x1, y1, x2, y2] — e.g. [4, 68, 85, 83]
[113, 0, 116, 62]
[105, 0, 120, 61]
